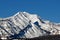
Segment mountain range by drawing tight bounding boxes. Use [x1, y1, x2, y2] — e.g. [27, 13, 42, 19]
[0, 12, 60, 39]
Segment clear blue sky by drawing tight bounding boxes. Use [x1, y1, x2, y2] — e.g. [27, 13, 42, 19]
[0, 0, 60, 23]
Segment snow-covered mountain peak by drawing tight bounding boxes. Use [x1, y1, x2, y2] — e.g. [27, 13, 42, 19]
[0, 12, 60, 39]
[12, 12, 41, 23]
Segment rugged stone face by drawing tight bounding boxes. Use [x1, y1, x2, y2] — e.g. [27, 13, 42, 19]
[0, 12, 60, 39]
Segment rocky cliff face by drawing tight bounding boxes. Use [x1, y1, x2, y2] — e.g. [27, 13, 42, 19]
[0, 12, 60, 39]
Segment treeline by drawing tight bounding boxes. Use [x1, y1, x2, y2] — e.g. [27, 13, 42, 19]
[0, 35, 60, 40]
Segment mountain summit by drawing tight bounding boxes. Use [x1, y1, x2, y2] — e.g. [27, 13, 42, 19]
[0, 12, 60, 39]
